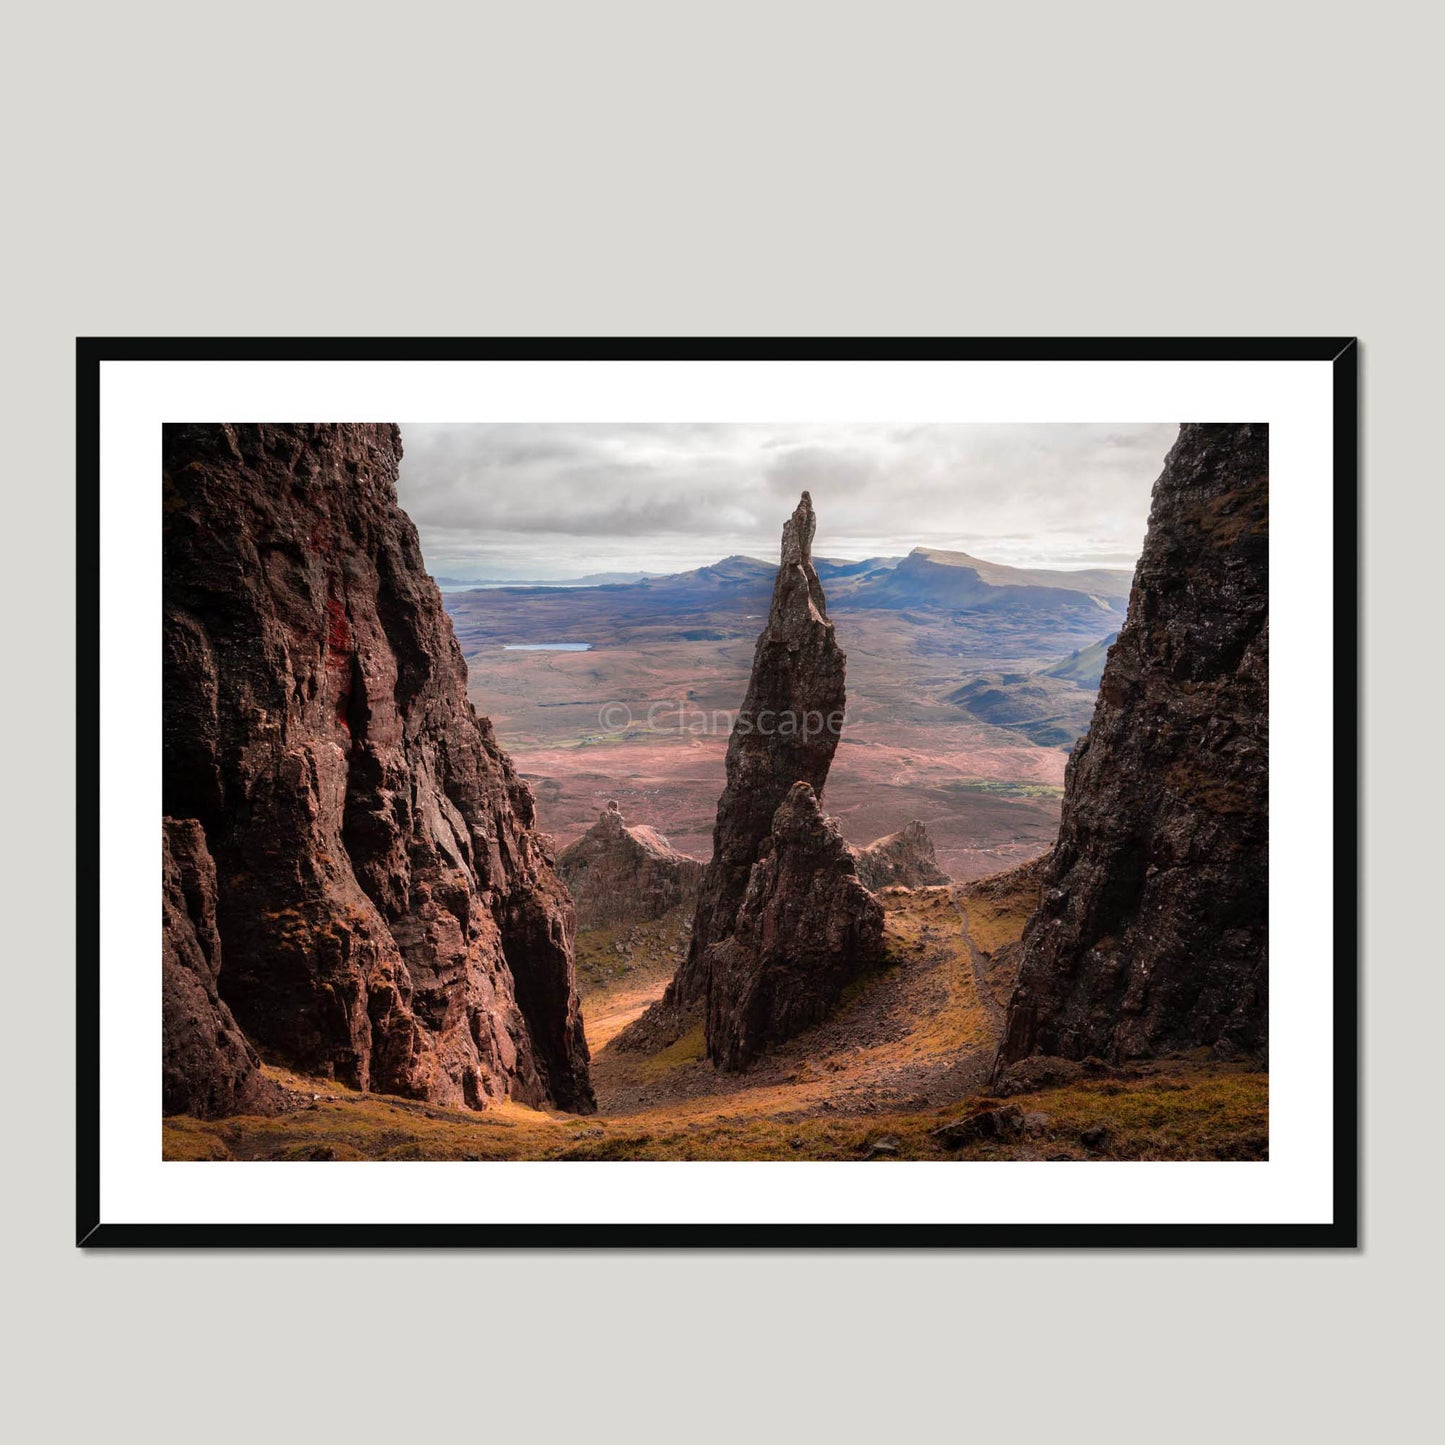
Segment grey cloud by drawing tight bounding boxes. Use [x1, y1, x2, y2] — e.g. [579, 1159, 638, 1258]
[396, 422, 1179, 580]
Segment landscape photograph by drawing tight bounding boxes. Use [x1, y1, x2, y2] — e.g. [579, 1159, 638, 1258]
[161, 419, 1268, 1163]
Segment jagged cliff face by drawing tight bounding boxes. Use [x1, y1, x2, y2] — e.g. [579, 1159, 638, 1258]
[662, 492, 847, 1015]
[852, 821, 951, 891]
[162, 818, 280, 1118]
[556, 802, 703, 929]
[707, 783, 885, 1070]
[994, 424, 1268, 1074]
[162, 423, 593, 1114]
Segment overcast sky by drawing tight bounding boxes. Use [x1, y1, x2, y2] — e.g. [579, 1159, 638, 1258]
[395, 423, 1179, 580]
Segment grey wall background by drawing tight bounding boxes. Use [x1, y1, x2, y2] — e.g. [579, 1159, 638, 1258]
[6, 1, 1432, 1439]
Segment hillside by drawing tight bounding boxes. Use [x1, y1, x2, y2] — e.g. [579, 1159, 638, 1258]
[838, 547, 1131, 617]
[946, 672, 1098, 749]
[1040, 631, 1119, 689]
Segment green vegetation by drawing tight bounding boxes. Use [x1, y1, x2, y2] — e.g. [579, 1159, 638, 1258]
[636, 1023, 708, 1078]
[945, 778, 1064, 800]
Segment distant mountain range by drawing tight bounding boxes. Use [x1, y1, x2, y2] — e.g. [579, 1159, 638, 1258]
[843, 548, 1130, 616]
[440, 547, 1130, 613]
[436, 555, 905, 592]
[442, 546, 1134, 665]
[434, 569, 667, 589]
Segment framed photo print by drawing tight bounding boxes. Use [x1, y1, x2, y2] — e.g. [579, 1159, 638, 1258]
[79, 337, 1357, 1246]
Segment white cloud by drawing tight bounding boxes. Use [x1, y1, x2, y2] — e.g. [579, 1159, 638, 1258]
[396, 422, 1178, 579]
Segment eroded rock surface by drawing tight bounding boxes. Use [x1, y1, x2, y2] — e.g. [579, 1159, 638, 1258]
[668, 493, 847, 1002]
[706, 783, 886, 1069]
[852, 820, 951, 891]
[616, 495, 891, 1067]
[557, 802, 703, 929]
[994, 424, 1268, 1073]
[162, 818, 279, 1118]
[621, 493, 848, 1052]
[163, 424, 593, 1113]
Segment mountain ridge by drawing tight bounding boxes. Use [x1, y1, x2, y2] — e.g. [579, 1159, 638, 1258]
[438, 547, 1132, 603]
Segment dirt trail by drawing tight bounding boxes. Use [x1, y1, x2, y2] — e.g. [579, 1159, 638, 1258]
[953, 890, 1009, 1035]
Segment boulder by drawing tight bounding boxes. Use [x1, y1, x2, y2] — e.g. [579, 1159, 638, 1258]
[932, 1103, 1027, 1148]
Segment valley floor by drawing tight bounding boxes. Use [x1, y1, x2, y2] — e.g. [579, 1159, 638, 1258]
[163, 877, 1267, 1163]
[456, 602, 1087, 880]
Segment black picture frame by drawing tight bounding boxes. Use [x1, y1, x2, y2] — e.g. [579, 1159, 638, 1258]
[77, 336, 1359, 1249]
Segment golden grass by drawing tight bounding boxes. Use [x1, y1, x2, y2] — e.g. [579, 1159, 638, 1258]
[636, 1023, 708, 1077]
[163, 1063, 1266, 1162]
[959, 864, 1043, 957]
[874, 891, 993, 1054]
[963, 895, 1033, 956]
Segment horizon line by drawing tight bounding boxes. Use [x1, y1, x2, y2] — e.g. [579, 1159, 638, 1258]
[427, 544, 1141, 586]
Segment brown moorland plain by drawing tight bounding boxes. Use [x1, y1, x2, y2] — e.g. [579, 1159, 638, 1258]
[444, 552, 1120, 878]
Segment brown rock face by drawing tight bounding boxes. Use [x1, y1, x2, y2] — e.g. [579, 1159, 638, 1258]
[162, 818, 279, 1118]
[851, 821, 951, 891]
[617, 494, 878, 1065]
[556, 802, 703, 929]
[993, 424, 1268, 1074]
[706, 783, 885, 1069]
[163, 424, 593, 1113]
[661, 492, 847, 1015]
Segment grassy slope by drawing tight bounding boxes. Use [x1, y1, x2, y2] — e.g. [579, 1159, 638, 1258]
[572, 905, 694, 1050]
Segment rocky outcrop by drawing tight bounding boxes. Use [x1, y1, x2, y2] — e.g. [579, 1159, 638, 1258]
[851, 821, 951, 891]
[993, 424, 1268, 1074]
[618, 493, 856, 1057]
[648, 493, 847, 1020]
[706, 783, 885, 1069]
[557, 802, 703, 929]
[163, 424, 593, 1114]
[163, 819, 279, 1118]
